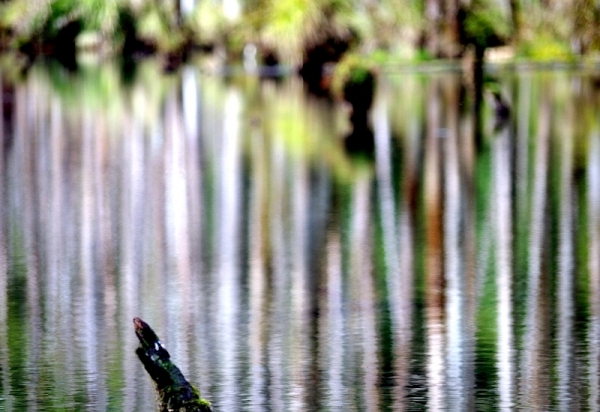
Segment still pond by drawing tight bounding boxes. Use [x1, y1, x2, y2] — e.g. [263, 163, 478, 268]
[1, 60, 600, 411]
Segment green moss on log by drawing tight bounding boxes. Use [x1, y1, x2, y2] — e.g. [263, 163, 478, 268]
[133, 317, 213, 412]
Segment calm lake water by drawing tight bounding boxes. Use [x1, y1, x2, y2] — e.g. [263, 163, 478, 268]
[1, 60, 600, 411]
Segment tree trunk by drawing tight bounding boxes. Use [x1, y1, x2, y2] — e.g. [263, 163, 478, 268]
[425, 0, 442, 56]
[572, 0, 600, 54]
[509, 0, 521, 41]
[444, 0, 462, 58]
[174, 0, 182, 27]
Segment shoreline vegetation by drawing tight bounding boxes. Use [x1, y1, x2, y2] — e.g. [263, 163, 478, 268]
[1, 0, 599, 85]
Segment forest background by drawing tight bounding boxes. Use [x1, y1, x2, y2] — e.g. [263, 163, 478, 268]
[0, 0, 598, 74]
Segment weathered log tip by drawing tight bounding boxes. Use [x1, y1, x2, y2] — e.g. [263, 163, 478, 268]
[133, 317, 168, 354]
[134, 317, 213, 412]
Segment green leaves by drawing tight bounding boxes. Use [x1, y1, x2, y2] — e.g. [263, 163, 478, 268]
[462, 0, 511, 49]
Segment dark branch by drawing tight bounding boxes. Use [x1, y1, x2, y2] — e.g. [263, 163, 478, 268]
[133, 317, 213, 412]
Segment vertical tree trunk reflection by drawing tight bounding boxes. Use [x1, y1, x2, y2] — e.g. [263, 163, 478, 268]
[519, 88, 552, 410]
[78, 108, 101, 409]
[214, 89, 242, 411]
[0, 73, 11, 411]
[556, 100, 575, 411]
[442, 75, 473, 412]
[248, 127, 268, 410]
[349, 173, 380, 412]
[587, 129, 600, 411]
[321, 229, 344, 408]
[1, 66, 600, 411]
[424, 78, 446, 410]
[492, 108, 515, 410]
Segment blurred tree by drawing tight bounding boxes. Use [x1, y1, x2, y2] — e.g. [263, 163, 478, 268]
[0, 0, 598, 64]
[422, 0, 463, 58]
[572, 0, 600, 54]
[421, 0, 519, 59]
[248, 0, 356, 65]
[461, 0, 511, 60]
[509, 0, 521, 40]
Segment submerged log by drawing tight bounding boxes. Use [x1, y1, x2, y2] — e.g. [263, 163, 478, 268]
[133, 317, 213, 412]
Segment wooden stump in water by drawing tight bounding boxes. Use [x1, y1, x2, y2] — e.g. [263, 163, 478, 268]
[133, 317, 213, 412]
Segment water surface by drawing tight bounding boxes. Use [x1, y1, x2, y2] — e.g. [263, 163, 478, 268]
[1, 61, 600, 411]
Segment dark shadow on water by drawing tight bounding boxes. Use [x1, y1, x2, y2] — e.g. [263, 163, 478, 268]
[472, 64, 512, 149]
[342, 68, 376, 159]
[2, 80, 15, 155]
[119, 57, 139, 87]
[344, 111, 374, 158]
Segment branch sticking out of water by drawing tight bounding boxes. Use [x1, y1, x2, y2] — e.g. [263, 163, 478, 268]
[133, 317, 213, 412]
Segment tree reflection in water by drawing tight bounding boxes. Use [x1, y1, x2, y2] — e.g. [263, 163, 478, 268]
[0, 63, 599, 411]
